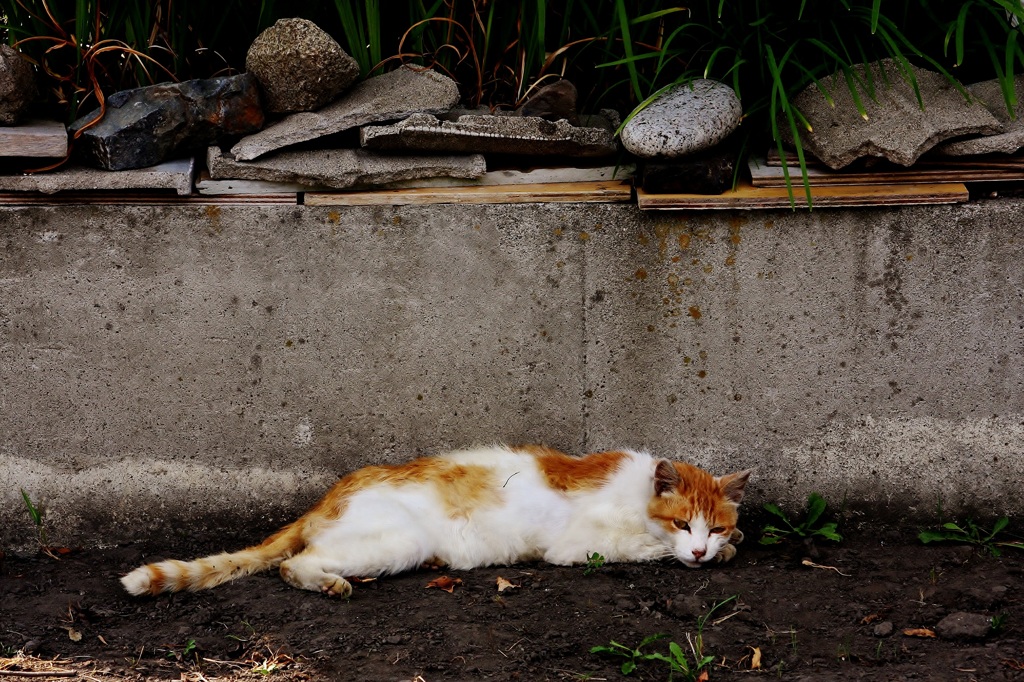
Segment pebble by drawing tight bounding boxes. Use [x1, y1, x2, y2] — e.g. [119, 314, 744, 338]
[873, 621, 894, 637]
[620, 79, 741, 158]
[935, 612, 992, 640]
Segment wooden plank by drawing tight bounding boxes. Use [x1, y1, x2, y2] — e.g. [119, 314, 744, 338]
[0, 192, 297, 206]
[749, 157, 1024, 187]
[0, 120, 68, 157]
[765, 146, 1024, 170]
[305, 180, 633, 206]
[637, 180, 968, 210]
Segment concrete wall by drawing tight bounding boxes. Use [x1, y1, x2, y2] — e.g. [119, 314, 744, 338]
[1, 201, 1022, 548]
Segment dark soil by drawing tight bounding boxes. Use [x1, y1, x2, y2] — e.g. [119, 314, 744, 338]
[2, 526, 1022, 682]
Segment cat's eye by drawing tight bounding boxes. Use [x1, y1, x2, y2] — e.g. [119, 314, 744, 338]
[673, 519, 690, 532]
[710, 526, 727, 534]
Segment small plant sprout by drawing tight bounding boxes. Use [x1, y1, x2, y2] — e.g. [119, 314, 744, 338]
[583, 552, 606, 576]
[20, 489, 59, 559]
[589, 633, 668, 675]
[918, 516, 1024, 557]
[760, 493, 842, 545]
[591, 595, 737, 681]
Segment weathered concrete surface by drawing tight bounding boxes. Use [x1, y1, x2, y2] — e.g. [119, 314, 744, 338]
[1, 202, 1022, 548]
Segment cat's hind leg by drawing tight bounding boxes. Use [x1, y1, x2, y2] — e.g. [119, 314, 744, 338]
[279, 551, 353, 598]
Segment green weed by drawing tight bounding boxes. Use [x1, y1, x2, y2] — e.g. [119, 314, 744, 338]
[760, 493, 842, 545]
[918, 517, 1024, 557]
[591, 595, 736, 680]
[583, 551, 606, 576]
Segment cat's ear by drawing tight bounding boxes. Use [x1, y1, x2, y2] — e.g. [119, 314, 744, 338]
[718, 470, 751, 504]
[653, 460, 680, 496]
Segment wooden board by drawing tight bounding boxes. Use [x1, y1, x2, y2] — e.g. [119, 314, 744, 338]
[636, 180, 968, 210]
[0, 192, 297, 206]
[0, 120, 68, 157]
[765, 147, 1024, 170]
[305, 181, 632, 206]
[749, 157, 1024, 187]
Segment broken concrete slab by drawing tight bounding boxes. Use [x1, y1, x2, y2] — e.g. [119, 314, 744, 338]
[360, 113, 618, 157]
[786, 59, 1001, 169]
[936, 76, 1024, 156]
[207, 146, 486, 189]
[0, 120, 68, 157]
[71, 75, 263, 171]
[0, 157, 194, 195]
[197, 162, 634, 194]
[231, 66, 459, 161]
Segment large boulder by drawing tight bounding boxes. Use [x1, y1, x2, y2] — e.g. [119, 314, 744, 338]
[0, 44, 38, 125]
[71, 74, 264, 171]
[246, 18, 360, 114]
[620, 80, 742, 158]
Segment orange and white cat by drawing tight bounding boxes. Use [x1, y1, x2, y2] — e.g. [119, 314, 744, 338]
[121, 445, 750, 598]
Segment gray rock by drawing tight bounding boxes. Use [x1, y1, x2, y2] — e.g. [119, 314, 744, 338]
[246, 18, 360, 114]
[207, 145, 486, 190]
[0, 158, 194, 195]
[620, 80, 741, 158]
[0, 44, 38, 125]
[360, 113, 617, 157]
[516, 79, 578, 125]
[936, 76, 1024, 156]
[71, 74, 263, 171]
[231, 65, 459, 161]
[872, 621, 894, 637]
[935, 612, 992, 640]
[787, 59, 1001, 169]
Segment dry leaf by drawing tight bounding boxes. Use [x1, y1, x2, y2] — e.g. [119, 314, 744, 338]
[750, 646, 762, 670]
[496, 576, 519, 593]
[98, 635, 108, 645]
[800, 558, 851, 576]
[861, 613, 880, 625]
[425, 576, 463, 593]
[902, 628, 936, 638]
[348, 576, 377, 584]
[696, 670, 709, 682]
[67, 627, 82, 642]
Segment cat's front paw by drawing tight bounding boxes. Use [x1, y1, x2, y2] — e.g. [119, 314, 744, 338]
[714, 543, 738, 564]
[729, 528, 744, 545]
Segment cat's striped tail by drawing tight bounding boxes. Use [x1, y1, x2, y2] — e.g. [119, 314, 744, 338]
[120, 522, 305, 596]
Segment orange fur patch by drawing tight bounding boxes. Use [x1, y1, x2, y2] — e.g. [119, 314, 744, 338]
[522, 446, 629, 492]
[647, 462, 740, 533]
[304, 456, 499, 527]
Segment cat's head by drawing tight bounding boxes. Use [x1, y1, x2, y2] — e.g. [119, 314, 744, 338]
[647, 460, 750, 567]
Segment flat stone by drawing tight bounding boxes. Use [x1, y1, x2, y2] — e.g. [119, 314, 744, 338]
[935, 612, 992, 640]
[873, 621, 894, 637]
[246, 18, 360, 113]
[0, 45, 38, 125]
[787, 59, 1002, 169]
[0, 120, 68, 158]
[360, 113, 617, 157]
[936, 76, 1024, 156]
[621, 80, 741, 158]
[231, 66, 459, 161]
[0, 158, 194, 195]
[71, 75, 263, 171]
[207, 146, 485, 189]
[197, 162, 633, 194]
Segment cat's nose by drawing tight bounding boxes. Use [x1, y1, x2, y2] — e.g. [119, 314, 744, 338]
[692, 548, 706, 559]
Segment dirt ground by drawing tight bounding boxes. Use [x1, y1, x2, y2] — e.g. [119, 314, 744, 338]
[2, 522, 1022, 682]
